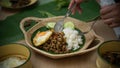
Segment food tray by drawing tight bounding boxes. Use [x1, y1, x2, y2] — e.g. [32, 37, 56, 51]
[20, 16, 104, 59]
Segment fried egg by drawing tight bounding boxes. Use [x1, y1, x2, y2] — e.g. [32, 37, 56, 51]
[33, 30, 53, 46]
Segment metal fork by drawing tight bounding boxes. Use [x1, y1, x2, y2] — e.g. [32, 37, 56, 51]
[54, 3, 77, 32]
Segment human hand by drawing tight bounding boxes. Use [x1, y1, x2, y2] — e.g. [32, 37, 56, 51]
[100, 3, 120, 28]
[68, 0, 84, 14]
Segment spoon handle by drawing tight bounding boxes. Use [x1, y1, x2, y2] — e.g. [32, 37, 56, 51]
[63, 3, 77, 19]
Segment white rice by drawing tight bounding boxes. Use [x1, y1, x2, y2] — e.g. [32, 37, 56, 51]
[0, 56, 26, 68]
[63, 28, 83, 50]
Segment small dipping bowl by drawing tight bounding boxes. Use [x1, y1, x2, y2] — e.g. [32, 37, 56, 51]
[0, 43, 32, 68]
[96, 40, 120, 68]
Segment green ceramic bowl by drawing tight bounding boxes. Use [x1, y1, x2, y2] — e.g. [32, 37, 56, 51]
[96, 40, 120, 68]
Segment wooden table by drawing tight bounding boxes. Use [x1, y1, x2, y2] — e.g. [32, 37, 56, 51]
[0, 1, 118, 68]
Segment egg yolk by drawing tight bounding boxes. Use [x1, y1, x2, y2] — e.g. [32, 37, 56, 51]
[37, 32, 46, 37]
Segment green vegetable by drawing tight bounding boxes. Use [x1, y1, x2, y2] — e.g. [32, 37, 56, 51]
[38, 11, 55, 17]
[0, 0, 12, 7]
[46, 22, 56, 29]
[64, 21, 75, 29]
[54, 0, 70, 10]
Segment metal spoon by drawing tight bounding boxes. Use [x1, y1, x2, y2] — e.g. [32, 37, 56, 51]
[54, 3, 77, 32]
[79, 16, 101, 36]
[54, 3, 100, 36]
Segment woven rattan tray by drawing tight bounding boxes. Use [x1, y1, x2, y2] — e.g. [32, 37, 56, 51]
[20, 16, 104, 59]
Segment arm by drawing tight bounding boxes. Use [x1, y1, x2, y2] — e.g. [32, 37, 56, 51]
[68, 0, 120, 28]
[68, 0, 83, 14]
[68, 0, 98, 14]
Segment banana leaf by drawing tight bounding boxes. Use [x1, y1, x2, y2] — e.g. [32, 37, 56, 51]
[0, 0, 100, 45]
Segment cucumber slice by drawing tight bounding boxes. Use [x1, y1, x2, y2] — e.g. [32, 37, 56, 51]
[46, 22, 56, 29]
[64, 21, 75, 29]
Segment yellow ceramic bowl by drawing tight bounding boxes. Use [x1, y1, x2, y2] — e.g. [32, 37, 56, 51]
[0, 43, 32, 68]
[96, 40, 120, 68]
